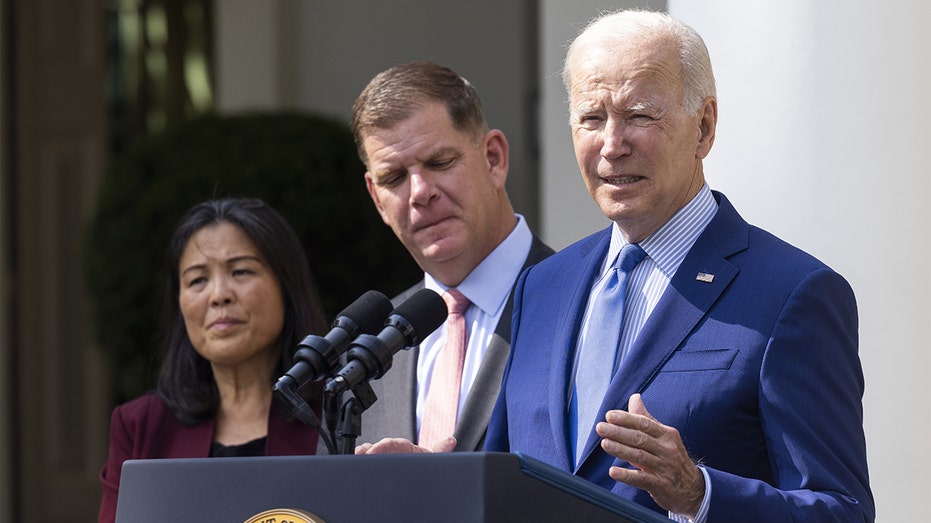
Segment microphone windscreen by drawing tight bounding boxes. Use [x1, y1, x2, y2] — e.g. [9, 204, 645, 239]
[338, 290, 393, 334]
[392, 288, 447, 338]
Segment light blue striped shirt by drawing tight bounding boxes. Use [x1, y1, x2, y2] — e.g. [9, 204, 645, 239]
[588, 183, 718, 365]
[578, 183, 718, 523]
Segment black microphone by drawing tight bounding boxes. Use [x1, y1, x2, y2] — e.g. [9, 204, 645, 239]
[325, 288, 447, 395]
[279, 290, 393, 390]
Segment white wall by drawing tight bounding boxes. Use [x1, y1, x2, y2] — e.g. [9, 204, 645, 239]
[215, 0, 286, 111]
[216, 0, 542, 227]
[542, 1, 931, 520]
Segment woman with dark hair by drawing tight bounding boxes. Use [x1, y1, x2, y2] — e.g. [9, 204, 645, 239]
[98, 197, 328, 523]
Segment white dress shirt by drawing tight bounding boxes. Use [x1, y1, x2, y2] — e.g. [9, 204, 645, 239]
[415, 214, 533, 433]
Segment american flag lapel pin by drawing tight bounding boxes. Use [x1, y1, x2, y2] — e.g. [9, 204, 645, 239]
[696, 272, 715, 283]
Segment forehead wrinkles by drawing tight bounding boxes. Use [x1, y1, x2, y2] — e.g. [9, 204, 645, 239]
[367, 114, 473, 170]
[371, 145, 462, 179]
[571, 60, 680, 117]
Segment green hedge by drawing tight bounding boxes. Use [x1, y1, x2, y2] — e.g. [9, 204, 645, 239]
[84, 111, 421, 403]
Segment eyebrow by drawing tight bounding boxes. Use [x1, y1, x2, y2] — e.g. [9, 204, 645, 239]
[180, 254, 263, 277]
[627, 101, 657, 112]
[571, 101, 599, 117]
[372, 166, 404, 179]
[371, 146, 462, 178]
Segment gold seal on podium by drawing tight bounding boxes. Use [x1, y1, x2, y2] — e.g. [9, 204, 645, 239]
[243, 508, 328, 523]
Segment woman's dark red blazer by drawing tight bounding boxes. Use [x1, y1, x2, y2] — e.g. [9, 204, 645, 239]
[97, 393, 319, 523]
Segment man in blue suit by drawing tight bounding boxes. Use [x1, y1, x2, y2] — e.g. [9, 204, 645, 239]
[485, 9, 874, 522]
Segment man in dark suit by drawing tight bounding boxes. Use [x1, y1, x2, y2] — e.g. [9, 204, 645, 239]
[485, 9, 873, 522]
[349, 62, 553, 452]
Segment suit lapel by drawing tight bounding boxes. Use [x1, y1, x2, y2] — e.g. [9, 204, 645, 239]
[454, 333, 509, 450]
[577, 193, 749, 467]
[164, 415, 214, 457]
[456, 235, 554, 451]
[602, 244, 737, 416]
[493, 235, 555, 341]
[545, 228, 612, 472]
[268, 400, 319, 455]
[381, 345, 419, 440]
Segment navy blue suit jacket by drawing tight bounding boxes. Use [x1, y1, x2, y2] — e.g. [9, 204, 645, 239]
[486, 192, 873, 521]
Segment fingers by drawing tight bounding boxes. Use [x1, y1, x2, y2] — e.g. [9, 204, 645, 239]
[600, 394, 665, 441]
[597, 419, 669, 472]
[354, 437, 430, 455]
[430, 436, 457, 453]
[354, 436, 457, 455]
[597, 395, 681, 468]
[596, 394, 705, 516]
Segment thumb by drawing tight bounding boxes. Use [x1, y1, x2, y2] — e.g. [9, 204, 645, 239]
[627, 393, 654, 419]
[430, 436, 457, 453]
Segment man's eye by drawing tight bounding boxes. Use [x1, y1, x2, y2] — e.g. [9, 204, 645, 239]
[428, 158, 455, 170]
[377, 172, 405, 187]
[577, 114, 603, 127]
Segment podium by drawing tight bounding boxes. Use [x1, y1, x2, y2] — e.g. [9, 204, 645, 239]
[115, 452, 671, 522]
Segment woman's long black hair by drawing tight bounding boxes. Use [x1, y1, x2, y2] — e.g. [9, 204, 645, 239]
[156, 197, 328, 424]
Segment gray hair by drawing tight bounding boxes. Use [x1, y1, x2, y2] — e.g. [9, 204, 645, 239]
[562, 9, 716, 114]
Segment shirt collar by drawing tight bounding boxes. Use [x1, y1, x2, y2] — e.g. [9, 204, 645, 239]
[425, 214, 532, 317]
[607, 183, 718, 277]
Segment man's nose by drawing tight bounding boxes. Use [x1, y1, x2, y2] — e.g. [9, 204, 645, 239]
[409, 170, 439, 205]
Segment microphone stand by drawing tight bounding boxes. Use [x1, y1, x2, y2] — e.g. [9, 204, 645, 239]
[273, 376, 337, 455]
[285, 288, 445, 454]
[322, 378, 379, 455]
[334, 382, 378, 455]
[275, 374, 379, 455]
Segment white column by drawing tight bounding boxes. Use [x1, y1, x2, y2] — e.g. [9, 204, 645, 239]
[541, 2, 931, 520]
[669, 2, 930, 520]
[214, 0, 288, 111]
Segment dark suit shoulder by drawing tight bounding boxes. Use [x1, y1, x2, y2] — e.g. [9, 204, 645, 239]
[527, 234, 556, 262]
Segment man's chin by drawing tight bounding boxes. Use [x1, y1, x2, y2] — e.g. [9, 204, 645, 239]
[416, 239, 465, 265]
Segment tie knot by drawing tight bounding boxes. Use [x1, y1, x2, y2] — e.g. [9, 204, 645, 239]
[615, 243, 647, 273]
[443, 288, 471, 315]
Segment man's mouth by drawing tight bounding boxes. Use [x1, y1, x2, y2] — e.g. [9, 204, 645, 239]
[602, 175, 642, 185]
[413, 215, 452, 233]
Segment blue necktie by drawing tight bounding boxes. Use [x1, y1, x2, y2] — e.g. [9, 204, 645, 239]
[572, 242, 647, 464]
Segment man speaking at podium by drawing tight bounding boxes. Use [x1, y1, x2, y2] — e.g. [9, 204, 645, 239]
[483, 9, 873, 523]
[349, 61, 552, 452]
[360, 10, 873, 523]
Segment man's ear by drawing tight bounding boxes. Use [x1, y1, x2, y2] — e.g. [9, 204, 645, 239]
[364, 172, 391, 226]
[483, 129, 509, 188]
[696, 97, 717, 160]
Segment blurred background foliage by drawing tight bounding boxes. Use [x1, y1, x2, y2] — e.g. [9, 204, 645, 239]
[84, 111, 421, 403]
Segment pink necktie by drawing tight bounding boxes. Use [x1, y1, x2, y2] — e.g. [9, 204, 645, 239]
[419, 289, 470, 449]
